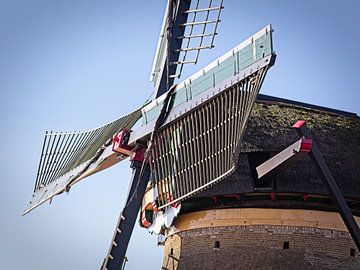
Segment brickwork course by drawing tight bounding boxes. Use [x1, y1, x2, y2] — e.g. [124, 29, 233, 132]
[162, 225, 360, 270]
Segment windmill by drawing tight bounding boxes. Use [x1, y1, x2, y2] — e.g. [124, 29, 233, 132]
[24, 1, 277, 269]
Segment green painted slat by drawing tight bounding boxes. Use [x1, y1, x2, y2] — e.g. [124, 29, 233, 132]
[190, 74, 214, 97]
[238, 43, 254, 70]
[172, 87, 187, 107]
[255, 33, 271, 61]
[145, 101, 164, 123]
[143, 29, 273, 125]
[214, 61, 235, 85]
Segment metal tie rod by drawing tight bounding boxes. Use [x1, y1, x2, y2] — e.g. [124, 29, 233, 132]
[168, 74, 180, 79]
[177, 32, 218, 40]
[179, 19, 220, 27]
[183, 6, 224, 14]
[174, 45, 214, 52]
[170, 60, 197, 65]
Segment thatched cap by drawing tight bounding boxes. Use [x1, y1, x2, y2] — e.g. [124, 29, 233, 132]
[197, 94, 360, 199]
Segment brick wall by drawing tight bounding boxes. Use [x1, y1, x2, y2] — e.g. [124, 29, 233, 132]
[162, 225, 360, 270]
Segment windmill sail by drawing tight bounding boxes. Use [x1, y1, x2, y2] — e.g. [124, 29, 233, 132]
[25, 0, 224, 215]
[143, 25, 275, 209]
[24, 0, 276, 265]
[24, 109, 142, 215]
[25, 25, 274, 215]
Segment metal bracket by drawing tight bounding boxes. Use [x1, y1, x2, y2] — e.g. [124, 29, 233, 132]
[112, 128, 133, 157]
[112, 129, 147, 163]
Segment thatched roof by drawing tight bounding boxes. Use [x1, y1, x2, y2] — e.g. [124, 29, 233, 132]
[197, 94, 360, 199]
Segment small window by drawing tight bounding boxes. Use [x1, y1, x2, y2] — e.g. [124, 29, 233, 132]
[214, 241, 220, 249]
[283, 241, 289, 249]
[350, 248, 356, 257]
[170, 248, 174, 255]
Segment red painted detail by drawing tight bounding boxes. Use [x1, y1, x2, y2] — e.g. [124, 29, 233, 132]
[211, 196, 218, 203]
[300, 138, 312, 152]
[152, 201, 160, 212]
[270, 192, 276, 201]
[172, 202, 181, 208]
[113, 129, 148, 162]
[132, 147, 146, 162]
[112, 129, 132, 154]
[292, 120, 306, 129]
[303, 194, 309, 201]
[167, 194, 178, 208]
[141, 210, 152, 228]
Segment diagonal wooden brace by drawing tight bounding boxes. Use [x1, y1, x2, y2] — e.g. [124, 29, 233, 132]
[256, 120, 360, 251]
[256, 138, 312, 179]
[292, 120, 360, 251]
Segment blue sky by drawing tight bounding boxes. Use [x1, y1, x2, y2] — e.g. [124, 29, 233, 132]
[0, 1, 359, 269]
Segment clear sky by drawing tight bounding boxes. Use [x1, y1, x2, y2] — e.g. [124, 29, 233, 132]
[1, 1, 359, 269]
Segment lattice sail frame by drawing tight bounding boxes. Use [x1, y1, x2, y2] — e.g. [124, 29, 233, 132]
[24, 109, 142, 214]
[175, 0, 224, 78]
[141, 24, 275, 209]
[149, 67, 268, 208]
